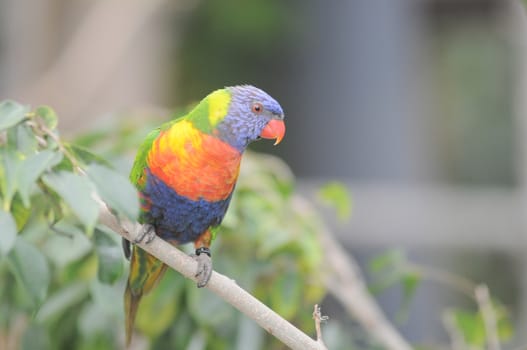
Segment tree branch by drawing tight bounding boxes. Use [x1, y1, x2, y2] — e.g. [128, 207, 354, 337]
[291, 196, 413, 350]
[475, 284, 501, 350]
[442, 312, 466, 350]
[321, 230, 413, 350]
[408, 262, 502, 350]
[96, 200, 326, 350]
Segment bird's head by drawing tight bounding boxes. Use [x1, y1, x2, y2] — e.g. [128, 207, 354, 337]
[207, 85, 285, 152]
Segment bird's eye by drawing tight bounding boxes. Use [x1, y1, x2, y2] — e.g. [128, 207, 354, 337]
[251, 102, 263, 114]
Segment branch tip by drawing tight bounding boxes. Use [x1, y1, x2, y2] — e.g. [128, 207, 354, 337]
[313, 304, 328, 349]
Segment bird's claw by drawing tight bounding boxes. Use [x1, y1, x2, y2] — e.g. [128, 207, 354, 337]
[134, 224, 156, 244]
[192, 247, 212, 288]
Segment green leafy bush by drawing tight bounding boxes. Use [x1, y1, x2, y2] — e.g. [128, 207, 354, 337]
[1, 100, 515, 349]
[0, 101, 325, 349]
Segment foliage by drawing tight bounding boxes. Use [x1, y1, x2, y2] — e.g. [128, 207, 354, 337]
[446, 306, 513, 347]
[1, 99, 516, 349]
[369, 249, 514, 349]
[317, 181, 352, 222]
[0, 101, 326, 349]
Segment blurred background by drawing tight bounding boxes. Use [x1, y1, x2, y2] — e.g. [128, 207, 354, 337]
[2, 0, 527, 347]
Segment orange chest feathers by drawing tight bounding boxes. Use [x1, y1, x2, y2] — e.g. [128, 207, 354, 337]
[146, 121, 242, 202]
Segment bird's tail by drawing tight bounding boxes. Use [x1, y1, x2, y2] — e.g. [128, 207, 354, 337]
[124, 247, 167, 347]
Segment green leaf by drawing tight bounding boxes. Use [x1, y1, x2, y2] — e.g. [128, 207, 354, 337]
[42, 222, 92, 267]
[18, 150, 63, 207]
[93, 229, 123, 284]
[16, 124, 38, 155]
[0, 209, 17, 256]
[78, 280, 123, 337]
[42, 171, 100, 233]
[36, 282, 89, 323]
[35, 105, 58, 130]
[8, 238, 50, 306]
[0, 149, 23, 210]
[401, 272, 421, 302]
[89, 279, 124, 317]
[257, 226, 292, 257]
[448, 304, 514, 346]
[269, 269, 302, 319]
[78, 301, 109, 337]
[11, 195, 31, 230]
[450, 309, 486, 346]
[368, 249, 408, 295]
[87, 164, 139, 220]
[318, 181, 352, 221]
[52, 144, 109, 173]
[187, 278, 233, 328]
[396, 271, 421, 323]
[136, 271, 184, 337]
[65, 143, 110, 167]
[369, 249, 406, 273]
[0, 100, 29, 131]
[494, 302, 514, 342]
[22, 324, 51, 350]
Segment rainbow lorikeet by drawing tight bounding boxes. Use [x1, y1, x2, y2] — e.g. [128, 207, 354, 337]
[123, 85, 285, 345]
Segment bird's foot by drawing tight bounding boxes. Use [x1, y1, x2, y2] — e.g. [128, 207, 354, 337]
[192, 247, 212, 288]
[133, 224, 156, 244]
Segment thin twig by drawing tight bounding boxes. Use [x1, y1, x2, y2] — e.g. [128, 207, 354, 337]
[475, 284, 501, 350]
[292, 196, 413, 350]
[96, 199, 325, 350]
[408, 263, 502, 350]
[441, 312, 466, 350]
[35, 119, 83, 174]
[406, 263, 476, 299]
[312, 304, 329, 350]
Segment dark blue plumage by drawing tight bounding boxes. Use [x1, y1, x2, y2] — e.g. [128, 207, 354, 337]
[142, 170, 232, 243]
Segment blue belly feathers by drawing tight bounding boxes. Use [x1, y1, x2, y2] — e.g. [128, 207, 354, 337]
[141, 170, 232, 243]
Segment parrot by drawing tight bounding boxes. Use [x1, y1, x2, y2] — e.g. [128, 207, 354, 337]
[122, 85, 285, 346]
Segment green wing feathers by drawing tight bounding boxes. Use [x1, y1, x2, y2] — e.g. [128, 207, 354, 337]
[129, 127, 161, 190]
[125, 119, 177, 346]
[129, 118, 181, 190]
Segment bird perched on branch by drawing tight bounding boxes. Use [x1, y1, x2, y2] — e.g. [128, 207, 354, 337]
[122, 85, 285, 346]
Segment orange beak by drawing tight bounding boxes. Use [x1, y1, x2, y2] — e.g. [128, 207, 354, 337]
[260, 119, 285, 145]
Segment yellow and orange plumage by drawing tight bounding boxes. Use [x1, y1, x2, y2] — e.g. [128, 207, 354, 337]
[148, 120, 242, 202]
